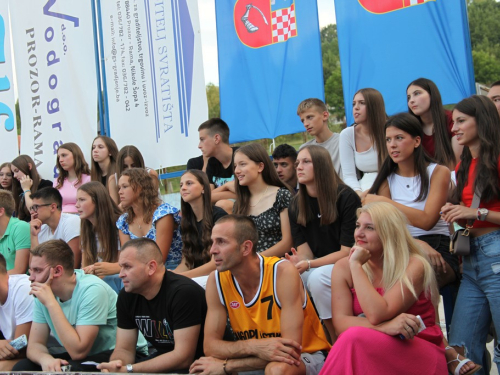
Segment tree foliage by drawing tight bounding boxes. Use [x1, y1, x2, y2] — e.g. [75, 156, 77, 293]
[206, 83, 220, 119]
[321, 24, 344, 120]
[207, 0, 500, 123]
[467, 0, 500, 85]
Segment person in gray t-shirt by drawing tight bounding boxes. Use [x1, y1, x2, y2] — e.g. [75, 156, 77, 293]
[297, 98, 342, 179]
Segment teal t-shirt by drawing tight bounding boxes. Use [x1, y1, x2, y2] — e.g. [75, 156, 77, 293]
[33, 270, 117, 356]
[0, 217, 30, 271]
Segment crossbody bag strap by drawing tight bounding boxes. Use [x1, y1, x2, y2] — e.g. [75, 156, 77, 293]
[467, 190, 482, 227]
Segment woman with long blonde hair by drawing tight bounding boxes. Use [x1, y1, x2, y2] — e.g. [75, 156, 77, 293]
[319, 202, 478, 375]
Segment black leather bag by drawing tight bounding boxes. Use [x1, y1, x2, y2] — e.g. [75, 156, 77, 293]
[449, 227, 471, 256]
[449, 191, 481, 256]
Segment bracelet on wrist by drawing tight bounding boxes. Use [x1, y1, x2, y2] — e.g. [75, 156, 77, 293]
[223, 358, 229, 375]
[24, 190, 31, 193]
[307, 259, 311, 271]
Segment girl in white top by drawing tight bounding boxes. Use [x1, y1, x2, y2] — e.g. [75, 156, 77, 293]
[363, 112, 457, 288]
[339, 88, 387, 195]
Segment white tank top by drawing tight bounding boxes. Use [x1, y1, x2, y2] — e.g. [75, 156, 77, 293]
[387, 163, 449, 237]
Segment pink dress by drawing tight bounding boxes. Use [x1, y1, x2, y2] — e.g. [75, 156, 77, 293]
[319, 288, 447, 375]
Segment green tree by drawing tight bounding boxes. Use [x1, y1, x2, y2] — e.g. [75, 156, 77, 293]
[467, 0, 500, 84]
[206, 83, 220, 119]
[320, 24, 345, 121]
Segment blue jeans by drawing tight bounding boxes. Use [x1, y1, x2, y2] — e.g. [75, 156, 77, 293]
[449, 229, 500, 374]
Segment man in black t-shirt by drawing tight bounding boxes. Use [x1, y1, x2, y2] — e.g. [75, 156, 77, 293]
[198, 119, 238, 210]
[97, 238, 206, 374]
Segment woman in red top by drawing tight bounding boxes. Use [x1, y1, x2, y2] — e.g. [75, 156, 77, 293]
[441, 95, 500, 374]
[407, 78, 462, 170]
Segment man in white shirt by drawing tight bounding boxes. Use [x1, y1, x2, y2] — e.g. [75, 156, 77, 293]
[0, 253, 33, 370]
[29, 188, 81, 269]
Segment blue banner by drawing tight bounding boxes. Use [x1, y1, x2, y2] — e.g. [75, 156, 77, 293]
[335, 0, 475, 125]
[215, 0, 324, 143]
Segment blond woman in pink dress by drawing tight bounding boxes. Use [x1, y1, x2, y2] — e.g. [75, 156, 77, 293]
[319, 202, 479, 375]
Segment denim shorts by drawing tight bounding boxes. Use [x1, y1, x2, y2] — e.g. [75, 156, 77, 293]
[449, 229, 500, 373]
[415, 234, 460, 277]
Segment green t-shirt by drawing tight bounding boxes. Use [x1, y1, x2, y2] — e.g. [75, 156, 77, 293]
[0, 217, 30, 271]
[33, 270, 117, 356]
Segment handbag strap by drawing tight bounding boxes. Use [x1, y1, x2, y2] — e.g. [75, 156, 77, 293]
[466, 190, 482, 227]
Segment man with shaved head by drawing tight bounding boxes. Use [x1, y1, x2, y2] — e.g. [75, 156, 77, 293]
[98, 238, 207, 374]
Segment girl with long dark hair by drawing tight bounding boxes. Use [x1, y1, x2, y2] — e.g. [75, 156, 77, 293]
[10, 155, 52, 221]
[407, 78, 462, 170]
[90, 136, 118, 187]
[286, 145, 361, 341]
[0, 163, 12, 191]
[441, 95, 500, 373]
[108, 145, 158, 206]
[53, 143, 91, 213]
[233, 143, 293, 257]
[340, 88, 387, 194]
[174, 170, 226, 278]
[364, 113, 457, 288]
[78, 182, 121, 275]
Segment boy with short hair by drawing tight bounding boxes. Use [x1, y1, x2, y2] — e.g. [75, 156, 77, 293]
[272, 144, 298, 190]
[29, 188, 81, 269]
[298, 98, 342, 179]
[198, 118, 238, 206]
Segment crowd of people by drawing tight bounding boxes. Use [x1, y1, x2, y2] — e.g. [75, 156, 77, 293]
[0, 78, 499, 374]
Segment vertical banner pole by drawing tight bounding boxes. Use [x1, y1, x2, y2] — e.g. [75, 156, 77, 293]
[91, 0, 106, 136]
[95, 0, 111, 137]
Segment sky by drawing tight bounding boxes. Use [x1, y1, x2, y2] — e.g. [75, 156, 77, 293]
[197, 0, 337, 85]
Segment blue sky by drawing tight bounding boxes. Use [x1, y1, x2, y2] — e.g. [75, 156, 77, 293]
[198, 0, 336, 85]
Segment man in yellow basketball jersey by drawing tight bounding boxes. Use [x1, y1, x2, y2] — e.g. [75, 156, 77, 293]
[189, 215, 330, 375]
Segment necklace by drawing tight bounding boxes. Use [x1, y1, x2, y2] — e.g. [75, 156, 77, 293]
[133, 218, 143, 230]
[249, 185, 269, 207]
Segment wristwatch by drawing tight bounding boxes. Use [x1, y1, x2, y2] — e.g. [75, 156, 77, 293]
[477, 208, 489, 221]
[126, 364, 133, 373]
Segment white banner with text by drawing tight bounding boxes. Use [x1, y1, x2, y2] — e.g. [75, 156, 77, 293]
[10, 0, 97, 179]
[100, 0, 207, 168]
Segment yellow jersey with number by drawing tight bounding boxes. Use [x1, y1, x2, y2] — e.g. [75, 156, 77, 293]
[215, 255, 330, 353]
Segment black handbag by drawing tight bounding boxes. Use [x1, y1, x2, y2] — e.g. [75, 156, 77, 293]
[449, 191, 481, 256]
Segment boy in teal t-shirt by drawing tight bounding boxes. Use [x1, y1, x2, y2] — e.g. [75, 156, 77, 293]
[13, 240, 122, 372]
